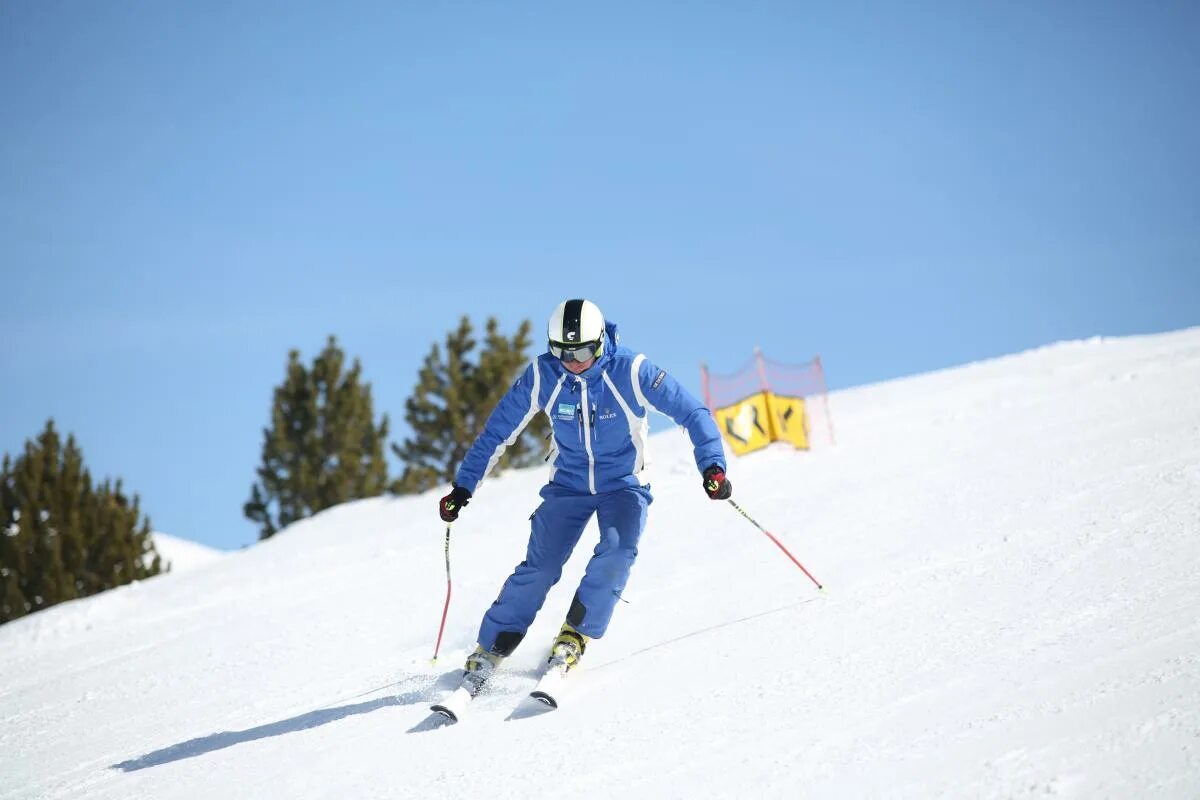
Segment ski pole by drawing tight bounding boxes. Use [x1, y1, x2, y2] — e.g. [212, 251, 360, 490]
[727, 499, 825, 591]
[431, 523, 453, 665]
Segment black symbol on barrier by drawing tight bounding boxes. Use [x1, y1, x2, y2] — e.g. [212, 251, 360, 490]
[724, 404, 766, 445]
[724, 417, 747, 445]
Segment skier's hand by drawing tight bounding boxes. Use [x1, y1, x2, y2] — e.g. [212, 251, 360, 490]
[439, 485, 472, 522]
[702, 465, 732, 500]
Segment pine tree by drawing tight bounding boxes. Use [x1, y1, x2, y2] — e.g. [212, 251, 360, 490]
[391, 316, 549, 494]
[0, 420, 162, 626]
[245, 336, 390, 540]
[476, 317, 549, 468]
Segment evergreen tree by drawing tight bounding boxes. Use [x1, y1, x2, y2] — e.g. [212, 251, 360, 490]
[391, 316, 549, 494]
[0, 420, 162, 625]
[245, 336, 390, 539]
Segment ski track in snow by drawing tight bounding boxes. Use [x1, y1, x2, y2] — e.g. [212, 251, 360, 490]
[2, 328, 1199, 799]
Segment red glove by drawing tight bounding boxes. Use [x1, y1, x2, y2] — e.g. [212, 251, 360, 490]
[702, 465, 732, 500]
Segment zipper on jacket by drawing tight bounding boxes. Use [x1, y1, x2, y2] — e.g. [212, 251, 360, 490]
[590, 378, 601, 440]
[576, 406, 586, 443]
[580, 378, 596, 493]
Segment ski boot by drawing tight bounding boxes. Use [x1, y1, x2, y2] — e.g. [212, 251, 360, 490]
[527, 623, 589, 709]
[547, 622, 589, 673]
[461, 645, 504, 697]
[427, 646, 504, 725]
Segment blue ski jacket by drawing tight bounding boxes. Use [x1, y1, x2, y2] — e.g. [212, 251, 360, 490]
[455, 321, 726, 496]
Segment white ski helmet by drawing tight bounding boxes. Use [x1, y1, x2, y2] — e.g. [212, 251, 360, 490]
[547, 298, 605, 362]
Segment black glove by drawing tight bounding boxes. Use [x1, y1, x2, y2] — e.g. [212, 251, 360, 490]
[439, 485, 472, 522]
[702, 465, 732, 500]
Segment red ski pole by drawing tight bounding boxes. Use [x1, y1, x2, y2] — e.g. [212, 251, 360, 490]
[431, 523, 453, 664]
[727, 499, 825, 591]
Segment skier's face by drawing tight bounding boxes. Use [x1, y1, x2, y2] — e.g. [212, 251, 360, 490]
[563, 356, 595, 374]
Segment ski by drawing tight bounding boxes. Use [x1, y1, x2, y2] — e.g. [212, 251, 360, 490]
[527, 661, 569, 710]
[411, 708, 457, 732]
[412, 674, 480, 731]
[415, 652, 577, 729]
[428, 684, 473, 724]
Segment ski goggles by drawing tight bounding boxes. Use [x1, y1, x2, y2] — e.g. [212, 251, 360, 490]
[549, 339, 602, 363]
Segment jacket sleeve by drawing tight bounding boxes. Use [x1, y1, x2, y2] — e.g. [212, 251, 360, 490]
[636, 356, 726, 475]
[454, 362, 543, 494]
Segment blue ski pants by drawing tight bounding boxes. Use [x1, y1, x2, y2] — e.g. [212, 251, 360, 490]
[477, 483, 652, 655]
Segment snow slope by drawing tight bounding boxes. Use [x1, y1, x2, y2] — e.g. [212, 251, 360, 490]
[2, 328, 1198, 799]
[150, 533, 225, 574]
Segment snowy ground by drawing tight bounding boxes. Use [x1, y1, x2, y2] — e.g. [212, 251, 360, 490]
[150, 533, 225, 574]
[2, 328, 1198, 799]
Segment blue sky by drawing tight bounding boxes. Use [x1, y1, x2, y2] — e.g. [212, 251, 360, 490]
[2, 1, 1197, 550]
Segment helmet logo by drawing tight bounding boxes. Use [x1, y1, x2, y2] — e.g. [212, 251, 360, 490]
[566, 331, 577, 341]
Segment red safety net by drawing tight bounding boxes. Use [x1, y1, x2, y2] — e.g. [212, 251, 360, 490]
[701, 351, 836, 447]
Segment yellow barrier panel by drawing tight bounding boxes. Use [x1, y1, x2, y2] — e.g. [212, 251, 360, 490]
[713, 392, 772, 456]
[713, 391, 810, 455]
[765, 392, 809, 450]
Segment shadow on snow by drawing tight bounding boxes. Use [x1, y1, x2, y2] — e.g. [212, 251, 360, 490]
[112, 674, 457, 772]
[113, 598, 822, 769]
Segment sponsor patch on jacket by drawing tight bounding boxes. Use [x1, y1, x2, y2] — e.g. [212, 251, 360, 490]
[556, 402, 577, 420]
[651, 370, 667, 390]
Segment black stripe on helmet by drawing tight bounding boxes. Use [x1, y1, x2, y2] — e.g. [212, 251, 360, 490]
[560, 298, 585, 342]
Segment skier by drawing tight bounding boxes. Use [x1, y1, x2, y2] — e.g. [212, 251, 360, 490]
[437, 298, 732, 697]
